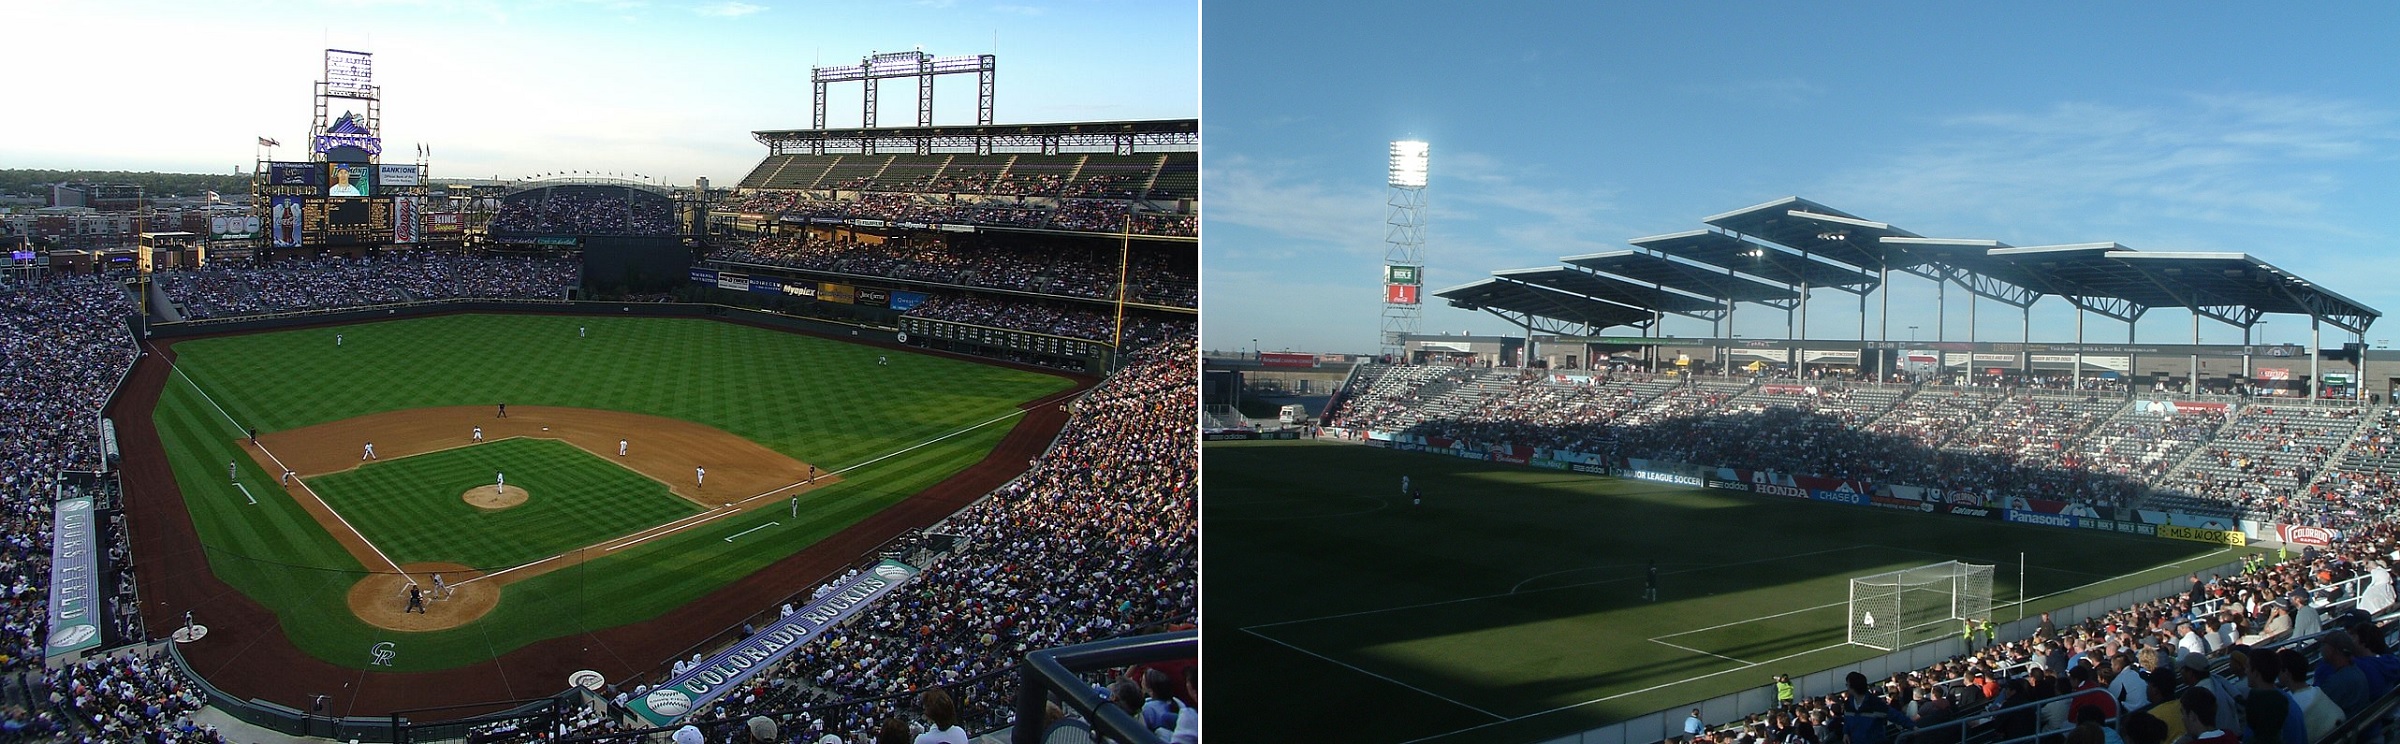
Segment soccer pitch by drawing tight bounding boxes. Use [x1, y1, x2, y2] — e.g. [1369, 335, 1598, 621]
[1206, 440, 2257, 744]
[148, 313, 1075, 671]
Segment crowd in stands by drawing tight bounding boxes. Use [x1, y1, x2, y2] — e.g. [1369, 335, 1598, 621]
[0, 274, 231, 742]
[1694, 525, 2400, 744]
[903, 295, 1190, 352]
[492, 187, 676, 236]
[727, 191, 1196, 238]
[710, 234, 1195, 308]
[566, 336, 1197, 741]
[159, 252, 578, 319]
[1329, 366, 2398, 524]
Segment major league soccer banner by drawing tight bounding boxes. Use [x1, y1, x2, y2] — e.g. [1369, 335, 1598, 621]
[627, 560, 921, 726]
[45, 496, 101, 664]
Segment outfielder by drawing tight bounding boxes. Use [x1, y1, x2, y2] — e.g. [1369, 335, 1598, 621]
[336, 333, 343, 347]
[228, 460, 237, 483]
[579, 326, 586, 338]
[472, 426, 483, 443]
[877, 355, 888, 366]
[362, 442, 377, 460]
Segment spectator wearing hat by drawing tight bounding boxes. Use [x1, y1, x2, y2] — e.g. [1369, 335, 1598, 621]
[743, 716, 777, 743]
[674, 724, 705, 744]
[2180, 651, 2243, 734]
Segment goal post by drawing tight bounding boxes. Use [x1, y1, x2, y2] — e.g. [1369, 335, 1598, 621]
[1847, 561, 1994, 651]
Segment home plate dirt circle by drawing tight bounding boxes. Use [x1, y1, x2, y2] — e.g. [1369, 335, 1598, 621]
[462, 484, 529, 510]
[347, 562, 498, 632]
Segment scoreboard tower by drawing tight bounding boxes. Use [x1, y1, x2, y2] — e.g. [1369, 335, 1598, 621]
[1381, 140, 1429, 360]
[253, 49, 428, 251]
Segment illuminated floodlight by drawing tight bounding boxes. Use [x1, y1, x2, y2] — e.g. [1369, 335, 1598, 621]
[1388, 140, 1429, 189]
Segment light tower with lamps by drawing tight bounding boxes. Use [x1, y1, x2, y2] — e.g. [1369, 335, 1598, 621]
[1381, 140, 1429, 361]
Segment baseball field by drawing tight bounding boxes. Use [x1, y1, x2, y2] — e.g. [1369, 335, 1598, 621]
[137, 312, 1077, 683]
[1207, 440, 2261, 744]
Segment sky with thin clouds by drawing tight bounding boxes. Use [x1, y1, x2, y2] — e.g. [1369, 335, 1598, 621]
[1202, 2, 2400, 356]
[2, 0, 1195, 185]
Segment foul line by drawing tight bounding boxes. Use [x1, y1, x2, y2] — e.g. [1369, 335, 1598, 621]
[1241, 627, 1506, 721]
[460, 397, 1068, 586]
[724, 522, 778, 542]
[157, 343, 413, 584]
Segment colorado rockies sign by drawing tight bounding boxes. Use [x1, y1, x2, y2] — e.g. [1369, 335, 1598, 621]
[45, 495, 101, 665]
[625, 559, 921, 727]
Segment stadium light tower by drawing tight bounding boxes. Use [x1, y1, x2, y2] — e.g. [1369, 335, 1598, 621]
[1381, 140, 1429, 361]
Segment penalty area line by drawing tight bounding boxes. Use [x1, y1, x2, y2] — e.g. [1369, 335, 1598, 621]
[1394, 641, 1853, 744]
[1241, 627, 1506, 721]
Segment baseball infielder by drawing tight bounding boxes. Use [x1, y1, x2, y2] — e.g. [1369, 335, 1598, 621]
[472, 427, 483, 443]
[281, 470, 293, 486]
[362, 442, 377, 460]
[696, 466, 706, 490]
[618, 439, 628, 457]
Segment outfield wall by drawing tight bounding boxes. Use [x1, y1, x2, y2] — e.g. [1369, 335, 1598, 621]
[1545, 557, 2244, 744]
[145, 299, 897, 344]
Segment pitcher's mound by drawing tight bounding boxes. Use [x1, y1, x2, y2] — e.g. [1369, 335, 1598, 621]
[463, 484, 529, 510]
[348, 562, 499, 632]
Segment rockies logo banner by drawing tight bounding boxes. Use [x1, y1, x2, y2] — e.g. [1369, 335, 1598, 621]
[626, 559, 921, 727]
[46, 496, 102, 664]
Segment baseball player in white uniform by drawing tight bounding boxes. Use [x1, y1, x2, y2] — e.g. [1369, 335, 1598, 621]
[362, 442, 376, 460]
[618, 439, 628, 457]
[496, 471, 505, 494]
[431, 572, 450, 599]
[472, 426, 483, 443]
[228, 460, 237, 483]
[696, 466, 705, 490]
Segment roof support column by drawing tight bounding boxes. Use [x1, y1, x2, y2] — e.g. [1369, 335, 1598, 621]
[2312, 317, 2323, 399]
[2191, 313, 2201, 395]
[1938, 279, 1947, 343]
[2075, 307, 2085, 392]
[2242, 326, 2252, 397]
[1798, 281, 1810, 381]
[2022, 304, 2032, 381]
[1878, 263, 1889, 343]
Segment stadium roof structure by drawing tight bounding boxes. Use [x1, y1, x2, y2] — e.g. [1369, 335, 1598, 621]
[1561, 250, 1801, 305]
[1432, 277, 1656, 335]
[1630, 230, 1879, 291]
[1489, 267, 1726, 319]
[1441, 196, 2379, 346]
[1703, 197, 1932, 275]
[754, 118, 1198, 156]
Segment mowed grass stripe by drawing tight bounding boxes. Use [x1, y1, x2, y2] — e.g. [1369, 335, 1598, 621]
[307, 438, 701, 569]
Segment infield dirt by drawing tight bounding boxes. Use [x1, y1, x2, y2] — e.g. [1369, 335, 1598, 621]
[242, 405, 837, 594]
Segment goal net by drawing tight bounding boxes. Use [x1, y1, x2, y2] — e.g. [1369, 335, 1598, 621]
[1848, 561, 1994, 651]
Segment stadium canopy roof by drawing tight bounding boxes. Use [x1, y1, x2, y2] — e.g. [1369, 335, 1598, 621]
[1489, 267, 1726, 318]
[1561, 250, 1801, 305]
[1630, 230, 1879, 290]
[1433, 278, 1656, 335]
[1703, 197, 1931, 272]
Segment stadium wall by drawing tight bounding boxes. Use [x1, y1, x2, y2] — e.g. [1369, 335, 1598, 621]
[144, 299, 897, 344]
[1572, 558, 2243, 744]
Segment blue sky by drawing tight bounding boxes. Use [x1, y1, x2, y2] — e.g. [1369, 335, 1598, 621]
[3, 0, 1195, 185]
[1202, 3, 2400, 356]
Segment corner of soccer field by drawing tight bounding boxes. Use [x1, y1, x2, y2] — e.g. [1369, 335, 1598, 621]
[144, 313, 1067, 672]
[1204, 439, 2260, 744]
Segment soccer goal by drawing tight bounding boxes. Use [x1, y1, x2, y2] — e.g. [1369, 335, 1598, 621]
[1848, 561, 1995, 651]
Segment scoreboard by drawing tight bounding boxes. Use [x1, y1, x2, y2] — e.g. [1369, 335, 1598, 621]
[300, 197, 393, 245]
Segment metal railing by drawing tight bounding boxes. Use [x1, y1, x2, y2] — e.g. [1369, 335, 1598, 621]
[1011, 630, 1194, 744]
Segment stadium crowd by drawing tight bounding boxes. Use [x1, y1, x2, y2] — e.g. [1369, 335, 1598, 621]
[710, 234, 1195, 308]
[557, 336, 1196, 742]
[491, 186, 676, 236]
[728, 191, 1196, 238]
[1690, 525, 2400, 744]
[903, 295, 1191, 352]
[0, 273, 235, 742]
[159, 252, 578, 319]
[1329, 366, 2390, 524]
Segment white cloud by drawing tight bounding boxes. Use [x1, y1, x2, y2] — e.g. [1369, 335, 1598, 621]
[694, 1, 764, 17]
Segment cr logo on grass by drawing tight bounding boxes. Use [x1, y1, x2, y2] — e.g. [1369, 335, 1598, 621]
[369, 641, 397, 667]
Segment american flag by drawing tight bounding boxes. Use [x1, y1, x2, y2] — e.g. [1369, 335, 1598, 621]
[257, 137, 280, 147]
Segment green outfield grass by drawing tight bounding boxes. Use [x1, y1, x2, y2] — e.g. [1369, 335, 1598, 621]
[1205, 440, 2259, 744]
[307, 438, 701, 569]
[152, 313, 1073, 671]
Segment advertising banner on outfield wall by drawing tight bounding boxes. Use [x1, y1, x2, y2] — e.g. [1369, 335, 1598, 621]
[628, 560, 921, 727]
[855, 287, 889, 308]
[689, 268, 719, 284]
[715, 272, 748, 291]
[2159, 524, 2247, 546]
[889, 290, 927, 312]
[2277, 524, 2336, 547]
[2005, 509, 2080, 529]
[818, 283, 856, 305]
[748, 278, 782, 295]
[45, 496, 100, 665]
